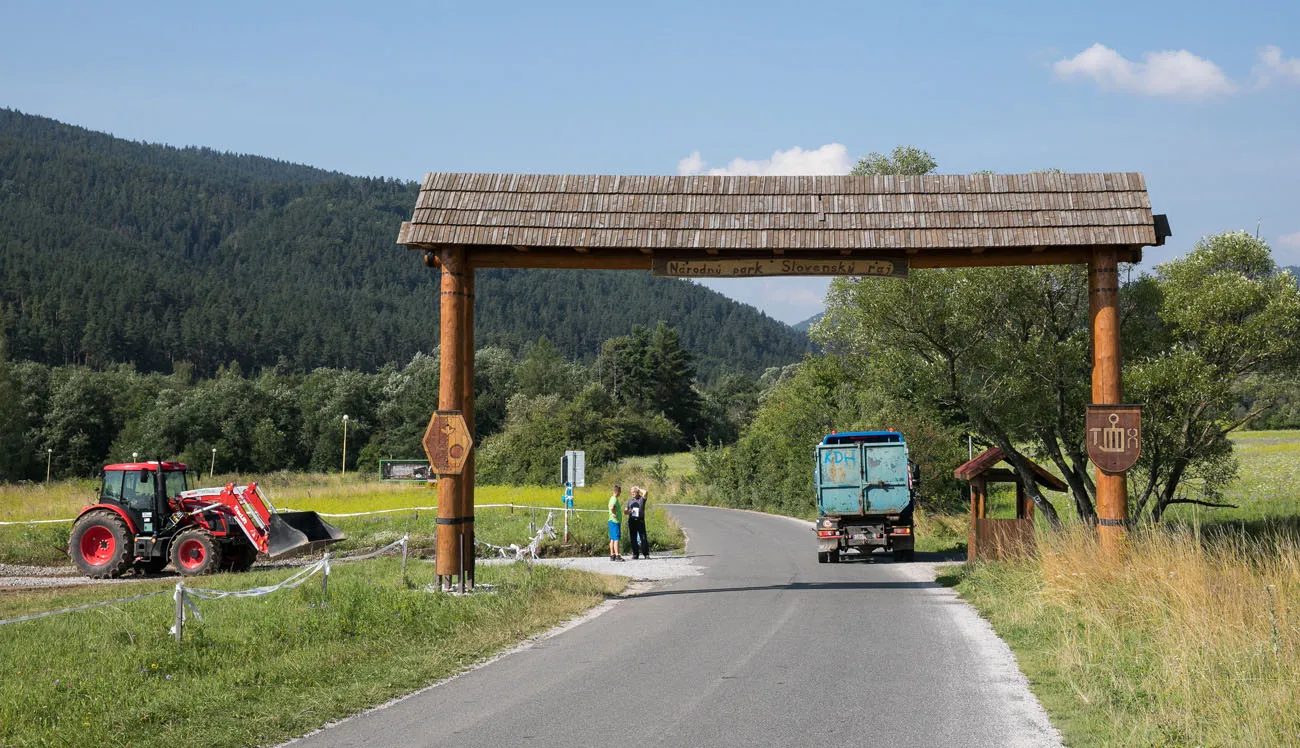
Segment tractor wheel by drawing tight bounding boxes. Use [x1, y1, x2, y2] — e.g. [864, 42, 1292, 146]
[221, 543, 257, 573]
[70, 511, 133, 579]
[170, 528, 222, 576]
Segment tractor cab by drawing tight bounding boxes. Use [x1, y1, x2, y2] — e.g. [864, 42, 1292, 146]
[100, 461, 189, 537]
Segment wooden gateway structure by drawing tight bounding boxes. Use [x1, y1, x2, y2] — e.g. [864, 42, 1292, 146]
[397, 172, 1169, 586]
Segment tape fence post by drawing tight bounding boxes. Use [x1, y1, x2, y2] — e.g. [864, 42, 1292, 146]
[173, 581, 184, 643]
[321, 552, 330, 606]
[400, 535, 409, 584]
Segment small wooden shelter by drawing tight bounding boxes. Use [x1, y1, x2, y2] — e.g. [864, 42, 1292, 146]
[954, 447, 1067, 561]
[397, 172, 1167, 588]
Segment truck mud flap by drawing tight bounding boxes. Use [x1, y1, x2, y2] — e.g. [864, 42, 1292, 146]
[266, 512, 346, 557]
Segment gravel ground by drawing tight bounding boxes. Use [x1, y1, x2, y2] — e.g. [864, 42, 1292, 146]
[478, 553, 702, 581]
[0, 562, 149, 589]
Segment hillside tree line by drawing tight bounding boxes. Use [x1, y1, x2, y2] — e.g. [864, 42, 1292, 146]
[0, 323, 768, 484]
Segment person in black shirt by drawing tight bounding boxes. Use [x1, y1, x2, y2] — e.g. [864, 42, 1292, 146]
[626, 486, 650, 560]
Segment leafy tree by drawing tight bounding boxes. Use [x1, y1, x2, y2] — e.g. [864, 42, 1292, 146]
[476, 384, 625, 485]
[39, 368, 117, 477]
[851, 145, 937, 177]
[473, 346, 517, 438]
[515, 337, 579, 399]
[1127, 232, 1300, 521]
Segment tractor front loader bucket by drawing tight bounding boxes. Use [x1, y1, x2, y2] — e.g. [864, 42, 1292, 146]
[265, 512, 346, 558]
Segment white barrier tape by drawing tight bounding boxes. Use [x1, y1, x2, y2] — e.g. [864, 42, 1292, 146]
[284, 506, 441, 518]
[0, 518, 75, 526]
[512, 504, 606, 514]
[282, 503, 607, 518]
[477, 511, 557, 561]
[330, 535, 409, 563]
[181, 588, 203, 624]
[184, 558, 328, 601]
[0, 589, 171, 626]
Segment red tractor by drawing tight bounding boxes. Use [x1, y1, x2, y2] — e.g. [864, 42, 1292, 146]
[69, 461, 344, 578]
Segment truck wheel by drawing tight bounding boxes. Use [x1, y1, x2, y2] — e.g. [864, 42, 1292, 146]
[818, 551, 829, 564]
[70, 510, 133, 579]
[893, 549, 915, 563]
[828, 549, 841, 564]
[170, 528, 223, 576]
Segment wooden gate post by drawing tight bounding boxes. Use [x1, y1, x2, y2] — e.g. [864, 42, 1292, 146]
[460, 267, 476, 588]
[1089, 246, 1128, 550]
[436, 246, 467, 583]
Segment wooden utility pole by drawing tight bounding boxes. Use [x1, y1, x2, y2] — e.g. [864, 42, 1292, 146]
[1089, 246, 1127, 551]
[460, 267, 476, 588]
[437, 246, 468, 586]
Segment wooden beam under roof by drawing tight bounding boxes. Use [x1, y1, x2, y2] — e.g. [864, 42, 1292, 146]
[409, 245, 1137, 270]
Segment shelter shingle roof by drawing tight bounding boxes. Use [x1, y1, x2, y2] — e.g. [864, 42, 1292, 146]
[397, 172, 1159, 252]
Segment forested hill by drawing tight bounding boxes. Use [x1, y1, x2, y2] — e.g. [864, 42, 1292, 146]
[0, 109, 808, 379]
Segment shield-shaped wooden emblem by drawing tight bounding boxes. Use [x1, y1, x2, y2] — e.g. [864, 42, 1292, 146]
[422, 410, 473, 475]
[1086, 404, 1141, 474]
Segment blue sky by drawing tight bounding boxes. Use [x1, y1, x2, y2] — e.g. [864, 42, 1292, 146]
[3, 0, 1298, 323]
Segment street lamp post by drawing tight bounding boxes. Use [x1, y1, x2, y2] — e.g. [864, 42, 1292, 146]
[341, 415, 349, 476]
[210, 447, 217, 477]
[45, 449, 52, 483]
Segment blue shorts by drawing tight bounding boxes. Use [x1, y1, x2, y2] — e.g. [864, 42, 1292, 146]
[608, 520, 621, 541]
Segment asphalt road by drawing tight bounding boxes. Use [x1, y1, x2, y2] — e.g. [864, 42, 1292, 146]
[288, 505, 1060, 748]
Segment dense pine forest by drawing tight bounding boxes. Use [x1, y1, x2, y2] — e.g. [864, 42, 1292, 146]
[0, 109, 808, 379]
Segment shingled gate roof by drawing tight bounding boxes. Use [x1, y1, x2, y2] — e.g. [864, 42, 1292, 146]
[397, 172, 1164, 260]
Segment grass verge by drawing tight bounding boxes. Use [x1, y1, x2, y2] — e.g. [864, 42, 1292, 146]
[943, 524, 1300, 746]
[0, 559, 624, 747]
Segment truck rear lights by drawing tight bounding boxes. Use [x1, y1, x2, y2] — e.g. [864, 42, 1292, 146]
[817, 530, 841, 538]
[892, 527, 911, 535]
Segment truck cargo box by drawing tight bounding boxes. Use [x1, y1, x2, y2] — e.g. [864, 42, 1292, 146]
[815, 433, 912, 515]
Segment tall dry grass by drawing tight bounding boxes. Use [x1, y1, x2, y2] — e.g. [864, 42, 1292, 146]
[961, 524, 1300, 745]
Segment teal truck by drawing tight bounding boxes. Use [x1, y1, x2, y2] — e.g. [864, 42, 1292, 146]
[814, 431, 917, 563]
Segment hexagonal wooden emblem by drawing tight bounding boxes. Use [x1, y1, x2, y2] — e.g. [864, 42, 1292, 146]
[422, 410, 473, 475]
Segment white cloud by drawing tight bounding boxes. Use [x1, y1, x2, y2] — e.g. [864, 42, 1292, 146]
[1053, 43, 1237, 99]
[676, 150, 706, 176]
[1253, 45, 1300, 88]
[1275, 231, 1300, 265]
[676, 143, 852, 176]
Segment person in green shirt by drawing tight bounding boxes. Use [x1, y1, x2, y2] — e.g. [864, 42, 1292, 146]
[607, 485, 625, 562]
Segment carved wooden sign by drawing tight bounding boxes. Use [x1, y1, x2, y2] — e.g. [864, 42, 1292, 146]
[651, 257, 908, 279]
[422, 410, 473, 475]
[1086, 404, 1141, 474]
